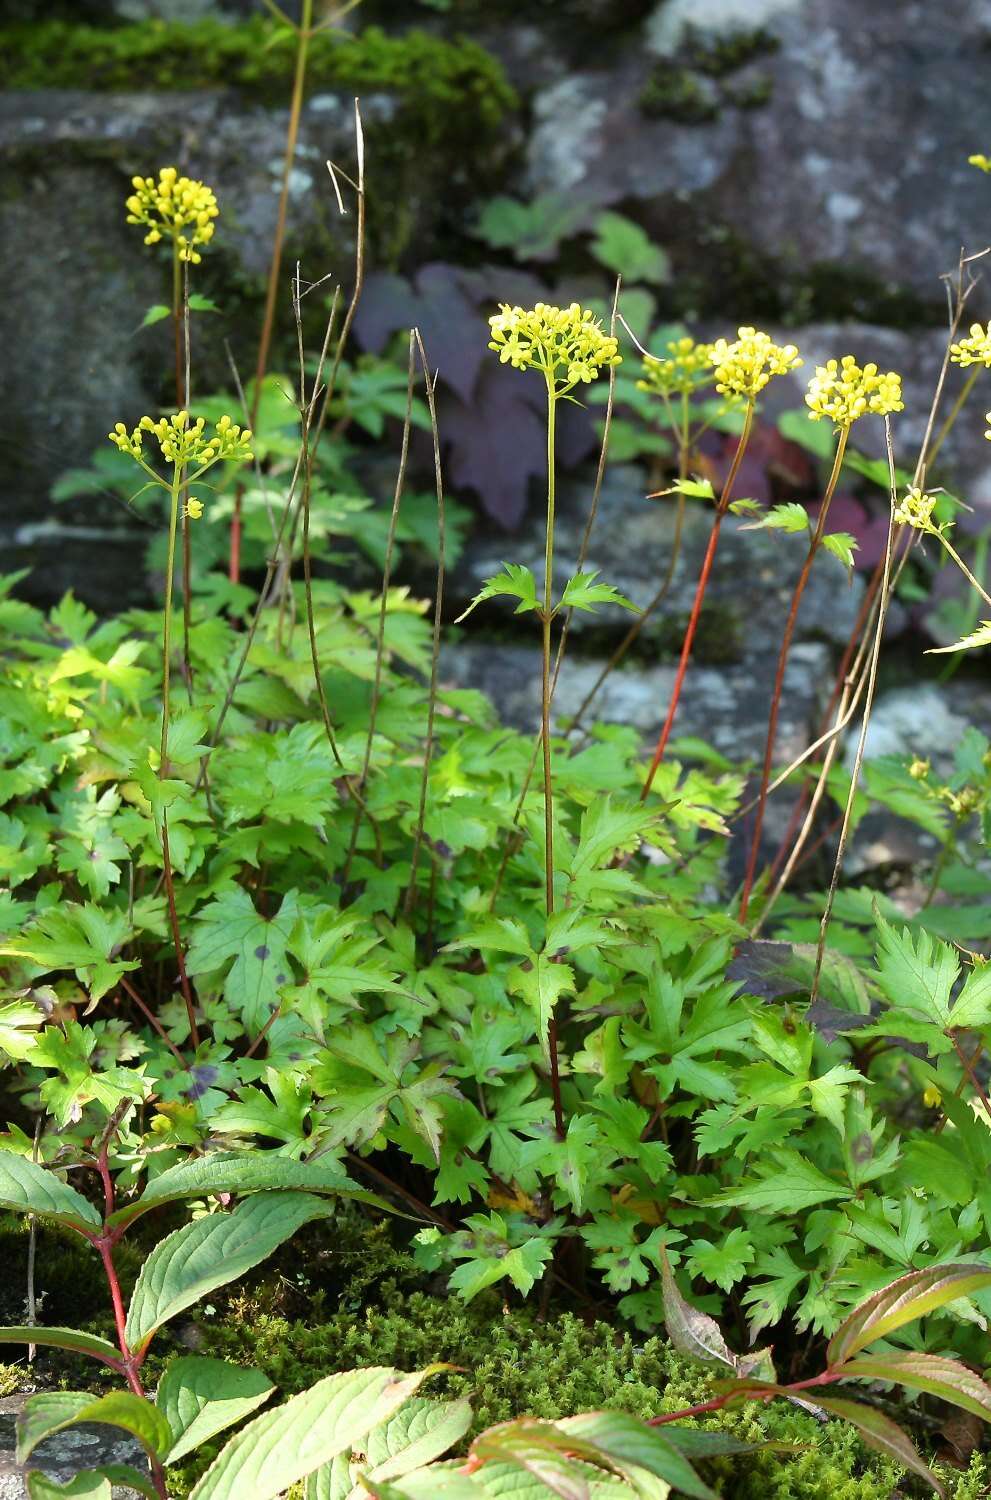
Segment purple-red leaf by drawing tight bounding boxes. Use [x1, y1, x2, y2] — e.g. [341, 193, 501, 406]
[812, 1395, 944, 1496]
[827, 1264, 991, 1367]
[841, 1351, 991, 1423]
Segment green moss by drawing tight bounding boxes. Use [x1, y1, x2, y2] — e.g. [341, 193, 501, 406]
[640, 24, 778, 124]
[0, 1362, 22, 1397]
[0, 20, 516, 145]
[683, 24, 780, 78]
[640, 67, 720, 124]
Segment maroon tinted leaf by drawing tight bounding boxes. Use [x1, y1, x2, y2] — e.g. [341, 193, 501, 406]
[355, 264, 487, 402]
[813, 1395, 944, 1495]
[841, 1352, 991, 1423]
[828, 1264, 991, 1367]
[444, 365, 547, 528]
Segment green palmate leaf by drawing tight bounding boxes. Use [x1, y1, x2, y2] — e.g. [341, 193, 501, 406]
[125, 1191, 331, 1354]
[157, 1356, 275, 1465]
[506, 954, 575, 1061]
[189, 1366, 441, 1500]
[927, 620, 991, 654]
[0, 1150, 101, 1232]
[702, 1149, 854, 1215]
[811, 1396, 943, 1496]
[591, 211, 670, 285]
[0, 902, 138, 1001]
[827, 1263, 991, 1366]
[185, 888, 300, 1032]
[0, 996, 44, 1060]
[140, 303, 171, 328]
[822, 531, 858, 568]
[558, 571, 638, 616]
[740, 502, 809, 535]
[873, 915, 960, 1028]
[188, 293, 220, 314]
[841, 1351, 991, 1422]
[110, 1149, 367, 1227]
[454, 564, 539, 623]
[18, 1390, 172, 1465]
[0, 1325, 119, 1364]
[658, 476, 715, 502]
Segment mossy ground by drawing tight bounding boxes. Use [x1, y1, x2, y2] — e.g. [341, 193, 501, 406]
[1, 1207, 982, 1498]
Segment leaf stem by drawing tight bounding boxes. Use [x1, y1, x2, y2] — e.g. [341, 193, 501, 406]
[738, 424, 849, 919]
[640, 399, 755, 800]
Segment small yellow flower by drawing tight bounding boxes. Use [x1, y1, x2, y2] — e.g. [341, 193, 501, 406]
[923, 1084, 942, 1109]
[893, 485, 937, 530]
[637, 335, 716, 398]
[805, 356, 903, 426]
[708, 326, 802, 400]
[184, 498, 204, 520]
[487, 301, 621, 388]
[969, 153, 991, 174]
[908, 757, 931, 781]
[109, 411, 252, 470]
[950, 323, 991, 367]
[125, 166, 219, 264]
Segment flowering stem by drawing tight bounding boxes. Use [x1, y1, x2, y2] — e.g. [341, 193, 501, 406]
[640, 399, 755, 801]
[231, 0, 314, 583]
[738, 423, 849, 919]
[541, 378, 565, 1141]
[160, 469, 199, 1046]
[172, 248, 194, 697]
[927, 366, 980, 468]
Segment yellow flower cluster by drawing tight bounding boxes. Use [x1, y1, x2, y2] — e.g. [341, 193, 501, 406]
[488, 302, 621, 387]
[637, 336, 715, 397]
[969, 153, 991, 174]
[950, 322, 991, 367]
[805, 356, 903, 426]
[708, 327, 802, 399]
[125, 167, 219, 264]
[109, 411, 252, 471]
[893, 485, 937, 530]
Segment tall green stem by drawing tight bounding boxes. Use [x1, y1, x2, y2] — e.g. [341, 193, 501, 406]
[927, 367, 980, 468]
[160, 469, 199, 1045]
[231, 0, 313, 583]
[541, 377, 565, 1141]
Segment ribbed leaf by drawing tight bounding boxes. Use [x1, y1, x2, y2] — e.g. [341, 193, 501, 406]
[17, 1390, 172, 1464]
[842, 1351, 991, 1421]
[0, 1151, 101, 1232]
[827, 1264, 991, 1366]
[813, 1395, 944, 1495]
[126, 1192, 330, 1354]
[0, 1325, 119, 1364]
[362, 1397, 473, 1484]
[111, 1151, 375, 1227]
[189, 1366, 441, 1500]
[26, 1474, 112, 1499]
[157, 1355, 275, 1464]
[304, 1452, 352, 1500]
[557, 1411, 715, 1499]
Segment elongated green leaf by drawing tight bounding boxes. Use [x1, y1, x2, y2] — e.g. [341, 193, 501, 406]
[812, 1395, 943, 1496]
[827, 1263, 991, 1366]
[0, 1151, 101, 1232]
[26, 1474, 112, 1499]
[303, 1452, 352, 1499]
[111, 1151, 371, 1227]
[0, 1325, 119, 1364]
[555, 1411, 716, 1499]
[659, 1254, 736, 1369]
[362, 1397, 473, 1485]
[18, 1390, 172, 1464]
[126, 1192, 330, 1353]
[841, 1351, 991, 1422]
[189, 1366, 440, 1500]
[157, 1356, 275, 1465]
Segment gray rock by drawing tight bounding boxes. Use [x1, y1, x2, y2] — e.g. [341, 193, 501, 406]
[527, 0, 991, 300]
[441, 636, 831, 762]
[452, 459, 867, 658]
[0, 1395, 142, 1498]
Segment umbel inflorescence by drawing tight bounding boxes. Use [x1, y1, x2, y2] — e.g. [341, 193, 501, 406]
[638, 335, 716, 398]
[125, 167, 219, 264]
[109, 411, 252, 484]
[950, 322, 991, 368]
[708, 326, 802, 399]
[488, 302, 622, 389]
[805, 356, 904, 427]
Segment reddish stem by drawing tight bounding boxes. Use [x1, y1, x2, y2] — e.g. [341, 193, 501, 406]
[640, 402, 754, 801]
[738, 427, 848, 919]
[648, 1368, 839, 1427]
